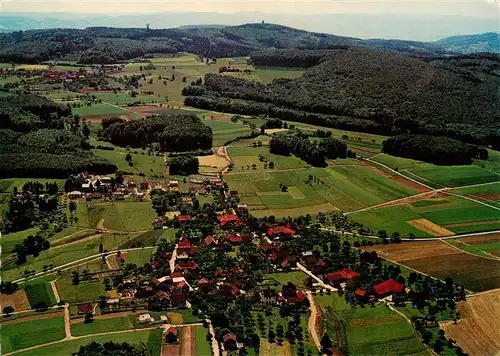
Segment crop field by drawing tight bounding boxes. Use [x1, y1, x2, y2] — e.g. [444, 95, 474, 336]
[362, 241, 500, 291]
[451, 182, 500, 208]
[350, 194, 500, 237]
[440, 289, 500, 356]
[450, 233, 500, 258]
[92, 147, 166, 177]
[228, 146, 308, 171]
[203, 119, 253, 146]
[0, 289, 31, 312]
[24, 282, 57, 306]
[125, 248, 155, 265]
[14, 329, 157, 356]
[0, 316, 65, 353]
[72, 102, 129, 116]
[314, 294, 426, 355]
[56, 272, 107, 303]
[71, 313, 143, 336]
[225, 162, 420, 217]
[1, 230, 138, 281]
[195, 325, 212, 356]
[373, 154, 500, 187]
[92, 92, 161, 105]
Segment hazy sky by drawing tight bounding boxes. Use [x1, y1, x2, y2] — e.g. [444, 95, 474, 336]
[1, 0, 498, 17]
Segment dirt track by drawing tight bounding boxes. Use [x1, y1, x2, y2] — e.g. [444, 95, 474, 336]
[180, 326, 194, 356]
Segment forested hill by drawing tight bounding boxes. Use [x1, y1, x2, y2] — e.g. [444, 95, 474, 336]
[436, 32, 500, 54]
[0, 23, 453, 63]
[184, 47, 500, 146]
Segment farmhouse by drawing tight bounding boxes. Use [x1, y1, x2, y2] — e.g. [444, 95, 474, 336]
[268, 225, 295, 238]
[165, 327, 178, 343]
[204, 235, 218, 247]
[260, 288, 278, 305]
[223, 333, 238, 351]
[325, 268, 360, 284]
[217, 214, 240, 228]
[372, 279, 405, 298]
[137, 313, 153, 324]
[77, 303, 93, 315]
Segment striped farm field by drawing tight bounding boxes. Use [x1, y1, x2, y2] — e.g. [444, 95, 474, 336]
[361, 240, 500, 292]
[350, 195, 500, 237]
[226, 162, 420, 217]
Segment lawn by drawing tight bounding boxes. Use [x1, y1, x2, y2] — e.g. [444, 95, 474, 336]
[132, 228, 178, 246]
[1, 227, 40, 254]
[15, 329, 157, 356]
[195, 326, 212, 356]
[92, 147, 166, 177]
[228, 146, 309, 171]
[24, 282, 56, 306]
[72, 103, 128, 116]
[264, 271, 309, 288]
[0, 316, 65, 353]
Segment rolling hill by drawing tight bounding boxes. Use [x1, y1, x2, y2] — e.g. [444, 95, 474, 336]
[436, 32, 500, 53]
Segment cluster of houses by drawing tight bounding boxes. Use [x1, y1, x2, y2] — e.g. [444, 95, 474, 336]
[43, 69, 92, 83]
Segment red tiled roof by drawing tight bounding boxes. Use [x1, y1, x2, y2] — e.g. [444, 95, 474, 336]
[261, 244, 278, 252]
[166, 327, 178, 336]
[223, 333, 237, 342]
[355, 288, 367, 297]
[178, 237, 192, 248]
[296, 290, 306, 302]
[204, 236, 217, 246]
[217, 214, 239, 227]
[170, 272, 183, 278]
[316, 260, 327, 267]
[175, 261, 199, 271]
[198, 277, 211, 285]
[268, 226, 295, 236]
[156, 291, 170, 300]
[228, 234, 242, 243]
[372, 279, 405, 296]
[215, 267, 226, 278]
[77, 303, 92, 313]
[177, 215, 191, 222]
[325, 268, 360, 281]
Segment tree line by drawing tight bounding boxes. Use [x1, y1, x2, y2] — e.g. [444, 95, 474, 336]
[382, 135, 488, 165]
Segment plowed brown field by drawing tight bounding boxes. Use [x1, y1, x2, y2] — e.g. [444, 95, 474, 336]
[440, 289, 500, 356]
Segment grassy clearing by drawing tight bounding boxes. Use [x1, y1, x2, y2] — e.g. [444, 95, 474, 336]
[92, 92, 160, 105]
[1, 227, 40, 255]
[24, 282, 56, 306]
[1, 316, 65, 353]
[15, 329, 155, 356]
[228, 146, 309, 171]
[0, 178, 66, 193]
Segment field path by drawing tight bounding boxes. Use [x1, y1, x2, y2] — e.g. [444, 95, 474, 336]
[63, 303, 74, 340]
[180, 326, 194, 356]
[170, 245, 178, 273]
[207, 319, 220, 356]
[306, 291, 321, 352]
[297, 263, 336, 291]
[51, 280, 61, 304]
[440, 239, 500, 261]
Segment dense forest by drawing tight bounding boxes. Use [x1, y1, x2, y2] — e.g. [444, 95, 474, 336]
[102, 114, 212, 151]
[382, 135, 488, 165]
[167, 155, 200, 175]
[0, 23, 454, 64]
[183, 48, 500, 147]
[269, 133, 349, 166]
[0, 95, 116, 178]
